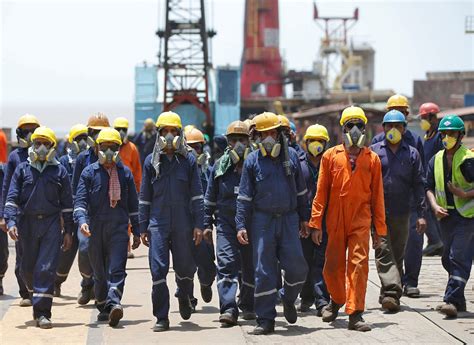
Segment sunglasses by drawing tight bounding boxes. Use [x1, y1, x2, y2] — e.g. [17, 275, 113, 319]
[345, 122, 365, 130]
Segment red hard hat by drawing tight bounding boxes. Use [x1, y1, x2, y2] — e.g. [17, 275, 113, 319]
[418, 102, 440, 118]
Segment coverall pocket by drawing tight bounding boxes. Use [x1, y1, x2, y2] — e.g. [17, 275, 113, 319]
[44, 175, 62, 203]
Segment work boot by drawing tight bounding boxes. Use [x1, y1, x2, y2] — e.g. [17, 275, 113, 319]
[36, 316, 53, 329]
[53, 283, 61, 298]
[381, 296, 400, 312]
[282, 299, 297, 324]
[316, 306, 324, 317]
[322, 300, 342, 322]
[97, 311, 109, 322]
[77, 286, 93, 305]
[19, 298, 32, 307]
[127, 251, 134, 259]
[251, 322, 274, 335]
[422, 242, 443, 256]
[298, 300, 312, 312]
[0, 278, 3, 296]
[241, 310, 256, 320]
[438, 303, 458, 318]
[190, 297, 198, 313]
[153, 319, 170, 332]
[178, 297, 192, 320]
[108, 305, 123, 327]
[200, 284, 212, 303]
[219, 310, 238, 327]
[348, 312, 371, 332]
[404, 286, 420, 298]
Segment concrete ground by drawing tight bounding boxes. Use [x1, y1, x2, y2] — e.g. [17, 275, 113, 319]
[0, 242, 473, 344]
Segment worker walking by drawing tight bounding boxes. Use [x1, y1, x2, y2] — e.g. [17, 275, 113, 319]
[0, 114, 40, 306]
[236, 112, 309, 335]
[298, 124, 331, 315]
[371, 110, 427, 312]
[139, 111, 204, 332]
[4, 127, 74, 329]
[426, 115, 474, 318]
[372, 95, 425, 298]
[204, 121, 255, 326]
[74, 128, 140, 327]
[133, 118, 157, 166]
[72, 113, 110, 305]
[54, 124, 89, 296]
[310, 106, 387, 331]
[418, 102, 445, 256]
[184, 127, 216, 309]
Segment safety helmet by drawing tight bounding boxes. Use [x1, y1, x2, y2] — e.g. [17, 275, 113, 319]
[113, 117, 129, 129]
[68, 124, 88, 143]
[87, 113, 110, 130]
[418, 102, 440, 118]
[386, 94, 409, 109]
[382, 110, 407, 124]
[31, 126, 57, 147]
[254, 112, 281, 132]
[303, 124, 330, 142]
[156, 111, 182, 129]
[185, 127, 205, 144]
[340, 106, 368, 126]
[96, 128, 122, 146]
[243, 118, 255, 129]
[184, 124, 196, 133]
[278, 115, 290, 128]
[17, 114, 40, 129]
[144, 118, 155, 126]
[290, 121, 296, 133]
[226, 121, 249, 136]
[438, 115, 465, 132]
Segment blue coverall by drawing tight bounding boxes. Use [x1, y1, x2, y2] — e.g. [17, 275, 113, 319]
[0, 164, 7, 284]
[1, 147, 29, 299]
[139, 152, 204, 321]
[4, 161, 74, 319]
[372, 129, 425, 289]
[235, 147, 309, 326]
[299, 152, 330, 311]
[71, 147, 98, 290]
[133, 131, 157, 167]
[74, 161, 139, 313]
[205, 162, 254, 317]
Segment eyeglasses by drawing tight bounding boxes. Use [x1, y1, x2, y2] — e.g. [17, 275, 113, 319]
[345, 122, 365, 130]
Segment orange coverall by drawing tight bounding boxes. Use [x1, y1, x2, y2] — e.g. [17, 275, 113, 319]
[309, 144, 387, 314]
[0, 129, 8, 163]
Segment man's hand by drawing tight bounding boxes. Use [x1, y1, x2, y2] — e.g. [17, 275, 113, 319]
[132, 235, 141, 249]
[432, 204, 449, 219]
[299, 221, 309, 238]
[0, 218, 7, 233]
[62, 233, 72, 252]
[193, 228, 203, 246]
[447, 181, 466, 198]
[372, 232, 382, 250]
[416, 218, 427, 235]
[311, 228, 322, 245]
[8, 226, 18, 241]
[140, 233, 149, 247]
[237, 229, 249, 245]
[80, 223, 91, 237]
[203, 229, 213, 244]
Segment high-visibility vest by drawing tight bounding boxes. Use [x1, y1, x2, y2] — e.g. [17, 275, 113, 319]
[434, 145, 474, 218]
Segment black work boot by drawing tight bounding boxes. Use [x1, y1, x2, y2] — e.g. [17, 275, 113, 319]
[77, 286, 93, 305]
[348, 311, 371, 332]
[438, 303, 458, 318]
[200, 284, 212, 303]
[282, 299, 297, 324]
[108, 305, 123, 327]
[322, 300, 343, 322]
[381, 296, 400, 312]
[154, 319, 170, 332]
[219, 310, 238, 327]
[178, 296, 192, 320]
[252, 321, 275, 335]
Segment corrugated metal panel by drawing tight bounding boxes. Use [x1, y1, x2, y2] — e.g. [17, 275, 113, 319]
[134, 102, 162, 131]
[215, 67, 241, 135]
[135, 65, 158, 103]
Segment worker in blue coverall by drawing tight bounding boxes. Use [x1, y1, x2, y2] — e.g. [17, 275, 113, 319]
[235, 112, 309, 335]
[203, 120, 255, 327]
[72, 113, 110, 305]
[184, 127, 216, 310]
[371, 94, 426, 298]
[74, 128, 140, 327]
[426, 115, 474, 318]
[371, 110, 427, 312]
[139, 111, 204, 332]
[54, 124, 89, 297]
[0, 114, 40, 305]
[298, 124, 331, 315]
[4, 127, 73, 329]
[0, 163, 6, 295]
[418, 102, 445, 256]
[133, 118, 157, 167]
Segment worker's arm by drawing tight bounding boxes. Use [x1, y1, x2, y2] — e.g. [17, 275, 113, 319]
[370, 154, 387, 236]
[411, 148, 427, 219]
[235, 156, 255, 232]
[138, 155, 153, 234]
[0, 155, 16, 219]
[59, 167, 74, 234]
[73, 168, 91, 228]
[415, 135, 426, 169]
[189, 155, 204, 231]
[126, 169, 140, 236]
[4, 165, 23, 230]
[293, 152, 309, 222]
[131, 143, 142, 193]
[71, 153, 85, 196]
[203, 165, 217, 230]
[308, 151, 330, 230]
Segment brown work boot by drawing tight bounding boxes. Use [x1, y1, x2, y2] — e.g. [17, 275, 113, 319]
[322, 300, 343, 322]
[348, 311, 371, 332]
[381, 296, 400, 312]
[438, 303, 458, 318]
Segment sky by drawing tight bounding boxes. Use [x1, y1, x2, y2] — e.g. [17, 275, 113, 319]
[1, 0, 473, 132]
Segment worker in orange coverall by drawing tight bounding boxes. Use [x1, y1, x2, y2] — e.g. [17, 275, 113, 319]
[114, 117, 142, 259]
[309, 106, 387, 332]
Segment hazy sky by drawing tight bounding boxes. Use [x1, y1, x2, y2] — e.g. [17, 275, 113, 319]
[1, 0, 473, 131]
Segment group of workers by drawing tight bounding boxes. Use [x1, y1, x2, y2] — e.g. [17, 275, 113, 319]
[0, 94, 472, 335]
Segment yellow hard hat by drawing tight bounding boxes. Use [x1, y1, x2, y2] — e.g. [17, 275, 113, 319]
[386, 94, 409, 109]
[68, 124, 88, 143]
[17, 114, 40, 129]
[304, 124, 330, 142]
[254, 112, 281, 132]
[226, 121, 249, 136]
[156, 111, 182, 129]
[31, 126, 57, 147]
[340, 106, 368, 126]
[87, 112, 110, 130]
[185, 127, 205, 144]
[278, 115, 291, 128]
[96, 128, 122, 146]
[113, 117, 129, 129]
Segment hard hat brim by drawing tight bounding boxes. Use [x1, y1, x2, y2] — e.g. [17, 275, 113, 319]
[256, 123, 281, 132]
